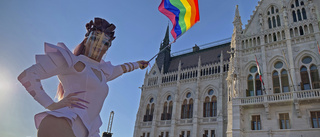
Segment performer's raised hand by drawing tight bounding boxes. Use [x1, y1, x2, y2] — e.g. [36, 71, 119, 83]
[47, 91, 90, 110]
[137, 60, 149, 69]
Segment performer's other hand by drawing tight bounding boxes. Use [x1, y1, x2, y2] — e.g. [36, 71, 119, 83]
[137, 60, 149, 69]
[46, 91, 90, 110]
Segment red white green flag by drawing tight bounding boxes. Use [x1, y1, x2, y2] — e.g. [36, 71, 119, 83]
[255, 55, 265, 92]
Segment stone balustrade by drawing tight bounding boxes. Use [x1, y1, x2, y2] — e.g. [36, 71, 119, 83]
[146, 61, 228, 87]
[236, 89, 320, 105]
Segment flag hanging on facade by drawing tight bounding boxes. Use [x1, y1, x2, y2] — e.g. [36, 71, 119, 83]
[158, 0, 200, 40]
[255, 55, 266, 93]
[317, 41, 320, 55]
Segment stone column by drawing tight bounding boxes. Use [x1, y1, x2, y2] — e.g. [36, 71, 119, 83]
[169, 90, 179, 137]
[218, 51, 224, 137]
[169, 61, 182, 137]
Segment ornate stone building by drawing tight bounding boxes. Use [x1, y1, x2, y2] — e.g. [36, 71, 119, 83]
[134, 0, 320, 137]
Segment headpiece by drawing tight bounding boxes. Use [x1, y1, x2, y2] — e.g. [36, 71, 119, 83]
[84, 17, 116, 61]
[85, 18, 116, 41]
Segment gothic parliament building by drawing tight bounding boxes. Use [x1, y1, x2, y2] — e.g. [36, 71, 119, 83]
[133, 0, 320, 137]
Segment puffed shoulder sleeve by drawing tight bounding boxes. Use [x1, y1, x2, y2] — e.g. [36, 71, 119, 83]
[100, 61, 124, 82]
[35, 42, 74, 75]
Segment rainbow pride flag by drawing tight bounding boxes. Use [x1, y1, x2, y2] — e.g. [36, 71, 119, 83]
[158, 0, 200, 40]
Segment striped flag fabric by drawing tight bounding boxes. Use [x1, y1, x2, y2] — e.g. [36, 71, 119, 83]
[255, 55, 266, 93]
[158, 0, 200, 40]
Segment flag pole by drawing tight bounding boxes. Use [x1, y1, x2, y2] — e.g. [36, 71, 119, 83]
[282, 50, 296, 91]
[148, 40, 176, 62]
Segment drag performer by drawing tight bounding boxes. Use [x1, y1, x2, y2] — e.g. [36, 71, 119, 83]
[18, 18, 148, 137]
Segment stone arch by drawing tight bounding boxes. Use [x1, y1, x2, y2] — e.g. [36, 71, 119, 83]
[201, 84, 219, 101]
[264, 4, 281, 15]
[294, 49, 320, 67]
[160, 90, 174, 104]
[142, 93, 157, 108]
[243, 60, 258, 75]
[179, 88, 194, 102]
[268, 55, 287, 72]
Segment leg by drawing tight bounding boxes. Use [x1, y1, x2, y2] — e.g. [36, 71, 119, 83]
[38, 115, 76, 137]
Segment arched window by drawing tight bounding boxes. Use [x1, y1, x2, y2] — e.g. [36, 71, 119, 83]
[304, 25, 309, 34]
[277, 15, 281, 26]
[302, 8, 307, 20]
[144, 97, 155, 122]
[181, 99, 188, 119]
[273, 71, 281, 93]
[299, 26, 304, 35]
[310, 65, 320, 89]
[188, 99, 193, 118]
[203, 97, 211, 117]
[272, 61, 291, 93]
[203, 89, 218, 118]
[212, 96, 217, 117]
[264, 35, 268, 43]
[297, 9, 302, 21]
[281, 70, 290, 93]
[268, 18, 272, 29]
[295, 0, 299, 7]
[144, 103, 153, 122]
[291, 0, 307, 22]
[267, 6, 281, 29]
[255, 74, 263, 96]
[300, 66, 311, 90]
[290, 29, 294, 37]
[163, 102, 167, 114]
[272, 16, 276, 28]
[292, 11, 297, 22]
[161, 102, 168, 120]
[269, 34, 272, 42]
[277, 32, 281, 41]
[247, 75, 254, 96]
[309, 24, 314, 33]
[181, 93, 193, 119]
[161, 95, 173, 120]
[144, 104, 150, 122]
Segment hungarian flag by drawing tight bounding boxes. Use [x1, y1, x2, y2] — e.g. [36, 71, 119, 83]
[158, 0, 200, 40]
[255, 55, 265, 93]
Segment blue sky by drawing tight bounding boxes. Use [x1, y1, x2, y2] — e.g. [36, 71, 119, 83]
[0, 0, 259, 137]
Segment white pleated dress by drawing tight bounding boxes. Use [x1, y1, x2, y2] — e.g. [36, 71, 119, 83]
[33, 43, 124, 137]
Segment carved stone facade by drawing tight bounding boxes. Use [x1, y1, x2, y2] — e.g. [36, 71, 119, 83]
[134, 0, 320, 137]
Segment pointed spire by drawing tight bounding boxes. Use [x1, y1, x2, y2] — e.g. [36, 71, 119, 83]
[235, 5, 240, 18]
[156, 25, 171, 73]
[233, 5, 242, 27]
[161, 24, 170, 49]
